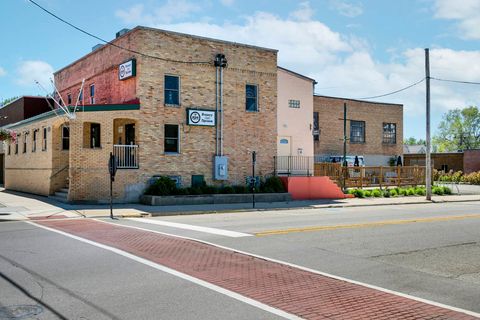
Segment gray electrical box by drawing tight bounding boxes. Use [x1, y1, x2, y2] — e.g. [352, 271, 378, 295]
[214, 156, 229, 180]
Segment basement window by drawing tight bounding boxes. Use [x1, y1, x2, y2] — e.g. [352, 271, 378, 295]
[164, 75, 180, 106]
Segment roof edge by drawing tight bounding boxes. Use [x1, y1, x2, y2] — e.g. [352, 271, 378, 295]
[314, 94, 403, 107]
[278, 66, 317, 83]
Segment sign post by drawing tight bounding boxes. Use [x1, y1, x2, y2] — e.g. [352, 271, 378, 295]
[108, 152, 117, 220]
[251, 151, 256, 209]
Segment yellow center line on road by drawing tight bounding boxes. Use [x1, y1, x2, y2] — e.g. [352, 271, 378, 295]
[254, 214, 480, 236]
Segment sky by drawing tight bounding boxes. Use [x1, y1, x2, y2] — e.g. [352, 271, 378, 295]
[1, 0, 480, 139]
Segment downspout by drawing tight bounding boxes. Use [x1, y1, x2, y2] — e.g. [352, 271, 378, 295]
[220, 65, 224, 156]
[215, 64, 219, 155]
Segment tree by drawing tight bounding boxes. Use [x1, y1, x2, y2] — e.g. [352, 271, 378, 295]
[433, 106, 480, 152]
[404, 137, 426, 145]
[0, 96, 19, 107]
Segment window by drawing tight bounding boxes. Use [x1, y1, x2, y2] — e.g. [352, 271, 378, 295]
[32, 129, 38, 152]
[164, 124, 179, 153]
[62, 125, 70, 150]
[440, 164, 448, 172]
[90, 84, 95, 104]
[15, 134, 19, 154]
[90, 123, 101, 148]
[22, 133, 27, 153]
[42, 127, 47, 151]
[246, 84, 258, 112]
[288, 99, 300, 108]
[67, 94, 72, 105]
[350, 120, 365, 143]
[164, 75, 179, 106]
[79, 90, 83, 104]
[313, 112, 320, 141]
[382, 123, 396, 144]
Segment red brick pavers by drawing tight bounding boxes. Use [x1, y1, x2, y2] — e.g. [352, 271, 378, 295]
[36, 219, 477, 320]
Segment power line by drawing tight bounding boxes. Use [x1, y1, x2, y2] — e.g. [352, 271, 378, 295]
[431, 77, 480, 86]
[358, 77, 425, 100]
[27, 0, 211, 65]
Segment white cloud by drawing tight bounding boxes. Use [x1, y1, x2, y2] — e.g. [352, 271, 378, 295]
[329, 0, 363, 18]
[116, 0, 202, 24]
[289, 1, 314, 21]
[116, 1, 480, 136]
[0, 67, 6, 77]
[220, 0, 234, 6]
[16, 60, 54, 88]
[434, 0, 480, 39]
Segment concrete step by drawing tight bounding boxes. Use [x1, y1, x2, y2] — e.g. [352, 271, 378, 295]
[48, 195, 69, 204]
[60, 188, 69, 193]
[54, 191, 68, 198]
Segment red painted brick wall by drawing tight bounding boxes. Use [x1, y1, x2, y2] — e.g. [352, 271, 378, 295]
[463, 149, 480, 173]
[54, 33, 138, 106]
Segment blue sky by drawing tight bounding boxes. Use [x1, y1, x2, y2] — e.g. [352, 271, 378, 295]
[1, 0, 480, 139]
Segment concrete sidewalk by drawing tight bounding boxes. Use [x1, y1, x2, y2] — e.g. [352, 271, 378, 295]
[0, 188, 479, 221]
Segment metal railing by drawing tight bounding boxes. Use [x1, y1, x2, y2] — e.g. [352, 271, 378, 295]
[114, 144, 139, 169]
[274, 156, 314, 176]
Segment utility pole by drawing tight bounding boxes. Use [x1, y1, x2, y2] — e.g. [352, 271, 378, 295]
[343, 102, 348, 191]
[425, 48, 432, 200]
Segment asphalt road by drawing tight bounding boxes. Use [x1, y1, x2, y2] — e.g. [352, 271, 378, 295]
[1, 201, 479, 319]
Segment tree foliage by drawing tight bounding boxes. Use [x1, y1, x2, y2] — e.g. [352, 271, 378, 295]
[0, 96, 20, 107]
[404, 137, 426, 145]
[434, 106, 480, 152]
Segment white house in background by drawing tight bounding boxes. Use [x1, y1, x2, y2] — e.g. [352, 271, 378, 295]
[277, 66, 316, 158]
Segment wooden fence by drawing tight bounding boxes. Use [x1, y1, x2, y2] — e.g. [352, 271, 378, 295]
[314, 163, 427, 188]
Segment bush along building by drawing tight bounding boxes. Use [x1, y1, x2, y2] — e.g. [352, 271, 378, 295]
[4, 27, 279, 203]
[313, 95, 403, 166]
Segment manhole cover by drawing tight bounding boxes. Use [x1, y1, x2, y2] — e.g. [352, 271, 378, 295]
[0, 305, 43, 319]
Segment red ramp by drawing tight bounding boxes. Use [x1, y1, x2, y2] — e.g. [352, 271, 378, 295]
[280, 176, 347, 200]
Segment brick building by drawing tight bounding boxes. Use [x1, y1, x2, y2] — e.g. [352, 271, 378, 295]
[4, 27, 278, 202]
[314, 95, 403, 166]
[404, 149, 480, 173]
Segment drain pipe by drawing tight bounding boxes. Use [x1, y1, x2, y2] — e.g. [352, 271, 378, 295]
[220, 64, 224, 156]
[215, 63, 219, 155]
[214, 54, 227, 156]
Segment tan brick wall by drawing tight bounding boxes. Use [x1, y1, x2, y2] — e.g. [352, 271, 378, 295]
[314, 96, 403, 163]
[5, 115, 69, 196]
[7, 28, 278, 202]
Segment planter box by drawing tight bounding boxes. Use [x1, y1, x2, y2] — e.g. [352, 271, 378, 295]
[140, 193, 291, 206]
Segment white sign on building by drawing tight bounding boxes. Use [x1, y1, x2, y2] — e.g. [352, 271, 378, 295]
[187, 109, 216, 126]
[118, 59, 136, 80]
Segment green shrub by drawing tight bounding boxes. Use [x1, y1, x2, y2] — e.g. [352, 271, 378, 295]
[233, 185, 248, 194]
[414, 187, 426, 196]
[389, 189, 398, 197]
[372, 189, 382, 197]
[201, 185, 218, 194]
[145, 176, 178, 196]
[383, 190, 391, 197]
[398, 188, 407, 196]
[432, 186, 444, 195]
[442, 186, 452, 195]
[220, 186, 235, 194]
[347, 189, 356, 195]
[364, 190, 372, 197]
[406, 188, 416, 196]
[354, 189, 365, 198]
[260, 176, 285, 193]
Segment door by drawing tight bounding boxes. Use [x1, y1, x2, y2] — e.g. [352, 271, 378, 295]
[125, 124, 135, 145]
[278, 136, 291, 156]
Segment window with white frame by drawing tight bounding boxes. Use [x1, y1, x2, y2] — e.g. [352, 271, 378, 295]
[164, 75, 180, 106]
[350, 120, 365, 143]
[32, 129, 38, 152]
[90, 84, 95, 104]
[22, 133, 27, 153]
[382, 123, 396, 144]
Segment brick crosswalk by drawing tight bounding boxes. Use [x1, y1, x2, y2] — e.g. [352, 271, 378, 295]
[35, 219, 477, 320]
